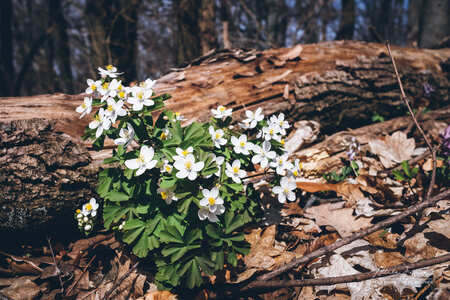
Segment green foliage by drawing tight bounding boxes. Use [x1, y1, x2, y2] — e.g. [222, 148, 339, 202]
[371, 112, 385, 123]
[392, 160, 418, 182]
[323, 161, 359, 183]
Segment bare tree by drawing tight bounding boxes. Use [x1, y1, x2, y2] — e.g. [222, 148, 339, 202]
[419, 0, 450, 48]
[0, 0, 14, 96]
[336, 0, 355, 40]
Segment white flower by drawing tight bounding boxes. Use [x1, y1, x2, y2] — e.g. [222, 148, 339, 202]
[174, 112, 186, 121]
[270, 154, 293, 176]
[173, 147, 193, 161]
[199, 187, 224, 214]
[174, 154, 204, 180]
[231, 135, 253, 155]
[100, 79, 122, 101]
[84, 224, 92, 231]
[127, 86, 154, 111]
[105, 98, 127, 123]
[252, 141, 276, 168]
[225, 160, 247, 183]
[98, 65, 122, 78]
[89, 108, 112, 138]
[159, 129, 171, 140]
[288, 158, 303, 178]
[272, 177, 297, 203]
[125, 145, 158, 176]
[98, 81, 111, 98]
[242, 108, 264, 129]
[118, 221, 125, 230]
[157, 187, 178, 205]
[114, 123, 134, 148]
[161, 160, 173, 173]
[76, 97, 92, 118]
[211, 105, 232, 119]
[82, 198, 99, 217]
[140, 78, 156, 92]
[260, 123, 281, 141]
[209, 126, 227, 148]
[198, 207, 223, 222]
[86, 79, 101, 94]
[270, 113, 290, 135]
[214, 156, 225, 177]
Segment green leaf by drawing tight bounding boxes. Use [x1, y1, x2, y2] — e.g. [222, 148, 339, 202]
[184, 122, 204, 141]
[97, 175, 113, 197]
[106, 191, 130, 202]
[224, 212, 245, 234]
[160, 177, 177, 189]
[123, 218, 146, 230]
[205, 224, 221, 239]
[159, 226, 184, 244]
[123, 226, 145, 244]
[133, 233, 149, 258]
[186, 259, 202, 289]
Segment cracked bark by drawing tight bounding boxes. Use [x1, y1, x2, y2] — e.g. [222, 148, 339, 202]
[0, 41, 449, 231]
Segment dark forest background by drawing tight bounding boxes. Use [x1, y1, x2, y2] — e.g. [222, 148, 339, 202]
[1, 0, 449, 97]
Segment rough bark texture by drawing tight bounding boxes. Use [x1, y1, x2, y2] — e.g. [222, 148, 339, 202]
[1, 41, 449, 232]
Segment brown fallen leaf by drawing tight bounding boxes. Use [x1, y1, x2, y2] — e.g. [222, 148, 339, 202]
[365, 230, 400, 250]
[137, 290, 178, 300]
[373, 251, 407, 268]
[368, 131, 425, 168]
[0, 277, 41, 300]
[304, 202, 372, 237]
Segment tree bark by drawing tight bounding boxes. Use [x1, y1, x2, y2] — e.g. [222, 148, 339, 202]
[336, 0, 355, 40]
[419, 0, 450, 48]
[0, 0, 14, 97]
[0, 41, 449, 232]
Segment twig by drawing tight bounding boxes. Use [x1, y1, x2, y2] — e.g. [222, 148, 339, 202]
[47, 237, 64, 291]
[250, 188, 450, 282]
[65, 254, 96, 296]
[239, 253, 450, 294]
[385, 41, 433, 153]
[101, 262, 139, 300]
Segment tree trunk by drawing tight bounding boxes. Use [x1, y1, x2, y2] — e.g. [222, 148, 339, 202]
[419, 0, 450, 48]
[0, 0, 14, 97]
[336, 0, 355, 40]
[1, 41, 449, 232]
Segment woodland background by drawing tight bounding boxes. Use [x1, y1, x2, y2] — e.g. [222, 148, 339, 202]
[1, 0, 449, 98]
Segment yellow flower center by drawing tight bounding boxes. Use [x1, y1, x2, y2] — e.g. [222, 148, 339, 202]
[240, 141, 246, 147]
[94, 114, 101, 121]
[165, 165, 172, 172]
[175, 112, 180, 116]
[85, 204, 92, 211]
[161, 191, 167, 199]
[185, 161, 192, 170]
[279, 159, 283, 164]
[106, 65, 114, 70]
[269, 129, 274, 135]
[233, 167, 239, 174]
[293, 170, 299, 176]
[118, 91, 125, 98]
[91, 84, 97, 91]
[208, 197, 216, 206]
[107, 105, 113, 111]
[219, 106, 225, 112]
[215, 132, 221, 139]
[160, 132, 167, 139]
[281, 139, 285, 145]
[137, 92, 143, 100]
[81, 103, 87, 109]
[102, 82, 109, 90]
[284, 188, 289, 194]
[299, 162, 303, 169]
[76, 209, 81, 213]
[182, 150, 188, 156]
[117, 84, 123, 91]
[137, 154, 145, 163]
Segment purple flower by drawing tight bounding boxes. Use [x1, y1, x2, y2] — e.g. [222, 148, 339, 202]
[423, 83, 435, 97]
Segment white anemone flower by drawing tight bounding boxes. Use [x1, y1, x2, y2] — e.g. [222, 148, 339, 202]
[140, 78, 156, 92]
[260, 123, 281, 141]
[209, 126, 227, 148]
[89, 108, 112, 138]
[225, 160, 247, 183]
[198, 207, 224, 222]
[214, 156, 225, 177]
[231, 135, 253, 155]
[174, 154, 204, 180]
[125, 145, 158, 176]
[270, 113, 290, 135]
[86, 79, 101, 94]
[199, 187, 224, 214]
[114, 123, 135, 148]
[157, 187, 178, 205]
[251, 141, 276, 168]
[127, 86, 154, 111]
[76, 97, 92, 118]
[242, 108, 264, 129]
[272, 177, 297, 203]
[288, 158, 303, 178]
[100, 78, 122, 101]
[173, 146, 193, 161]
[174, 112, 186, 121]
[270, 154, 293, 176]
[82, 198, 99, 217]
[161, 160, 173, 173]
[105, 98, 127, 123]
[98, 81, 111, 98]
[211, 105, 232, 119]
[98, 65, 122, 78]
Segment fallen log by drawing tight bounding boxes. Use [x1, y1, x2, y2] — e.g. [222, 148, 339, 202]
[1, 41, 449, 232]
